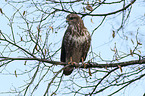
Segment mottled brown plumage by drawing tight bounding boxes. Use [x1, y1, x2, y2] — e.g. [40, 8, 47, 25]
[61, 14, 91, 75]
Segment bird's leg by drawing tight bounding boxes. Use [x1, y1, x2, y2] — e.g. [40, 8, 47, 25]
[68, 57, 73, 64]
[68, 57, 77, 67]
[81, 57, 87, 68]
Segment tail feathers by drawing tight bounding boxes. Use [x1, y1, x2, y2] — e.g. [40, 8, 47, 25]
[63, 66, 74, 75]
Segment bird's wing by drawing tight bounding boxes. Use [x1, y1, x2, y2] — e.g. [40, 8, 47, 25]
[61, 36, 66, 62]
[80, 34, 91, 62]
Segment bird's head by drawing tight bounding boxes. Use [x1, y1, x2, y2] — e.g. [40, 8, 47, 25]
[66, 14, 82, 25]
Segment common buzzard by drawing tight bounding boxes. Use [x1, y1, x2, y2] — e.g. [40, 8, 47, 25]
[61, 14, 91, 75]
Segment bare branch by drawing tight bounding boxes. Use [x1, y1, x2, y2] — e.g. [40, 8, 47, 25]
[53, 0, 136, 16]
[0, 56, 145, 68]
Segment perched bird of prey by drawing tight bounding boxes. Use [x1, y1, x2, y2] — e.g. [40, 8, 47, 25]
[61, 14, 91, 75]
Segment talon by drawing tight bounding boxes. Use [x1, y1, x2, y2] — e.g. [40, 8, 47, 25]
[81, 57, 87, 68]
[84, 63, 87, 68]
[68, 57, 73, 65]
[68, 57, 76, 65]
[67, 57, 78, 67]
[68, 62, 71, 65]
[72, 62, 77, 66]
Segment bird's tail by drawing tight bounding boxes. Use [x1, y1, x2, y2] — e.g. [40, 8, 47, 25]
[63, 66, 74, 75]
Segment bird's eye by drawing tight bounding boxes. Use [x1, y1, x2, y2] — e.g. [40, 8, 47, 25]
[69, 17, 74, 20]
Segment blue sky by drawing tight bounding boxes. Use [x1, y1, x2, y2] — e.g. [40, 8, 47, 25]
[0, 0, 145, 96]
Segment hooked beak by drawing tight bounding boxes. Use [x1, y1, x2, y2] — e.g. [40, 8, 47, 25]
[66, 18, 69, 23]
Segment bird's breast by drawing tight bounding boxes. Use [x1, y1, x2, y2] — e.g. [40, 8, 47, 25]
[68, 32, 90, 45]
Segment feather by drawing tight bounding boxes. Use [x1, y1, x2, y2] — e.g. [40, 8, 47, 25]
[60, 14, 91, 76]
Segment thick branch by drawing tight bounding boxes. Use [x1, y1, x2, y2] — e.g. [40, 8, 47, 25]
[0, 57, 145, 68]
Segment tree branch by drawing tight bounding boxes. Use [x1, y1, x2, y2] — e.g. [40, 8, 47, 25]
[53, 0, 136, 16]
[0, 56, 145, 68]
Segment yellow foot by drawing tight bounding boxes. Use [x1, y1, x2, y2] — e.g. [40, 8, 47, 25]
[68, 57, 77, 67]
[81, 57, 87, 68]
